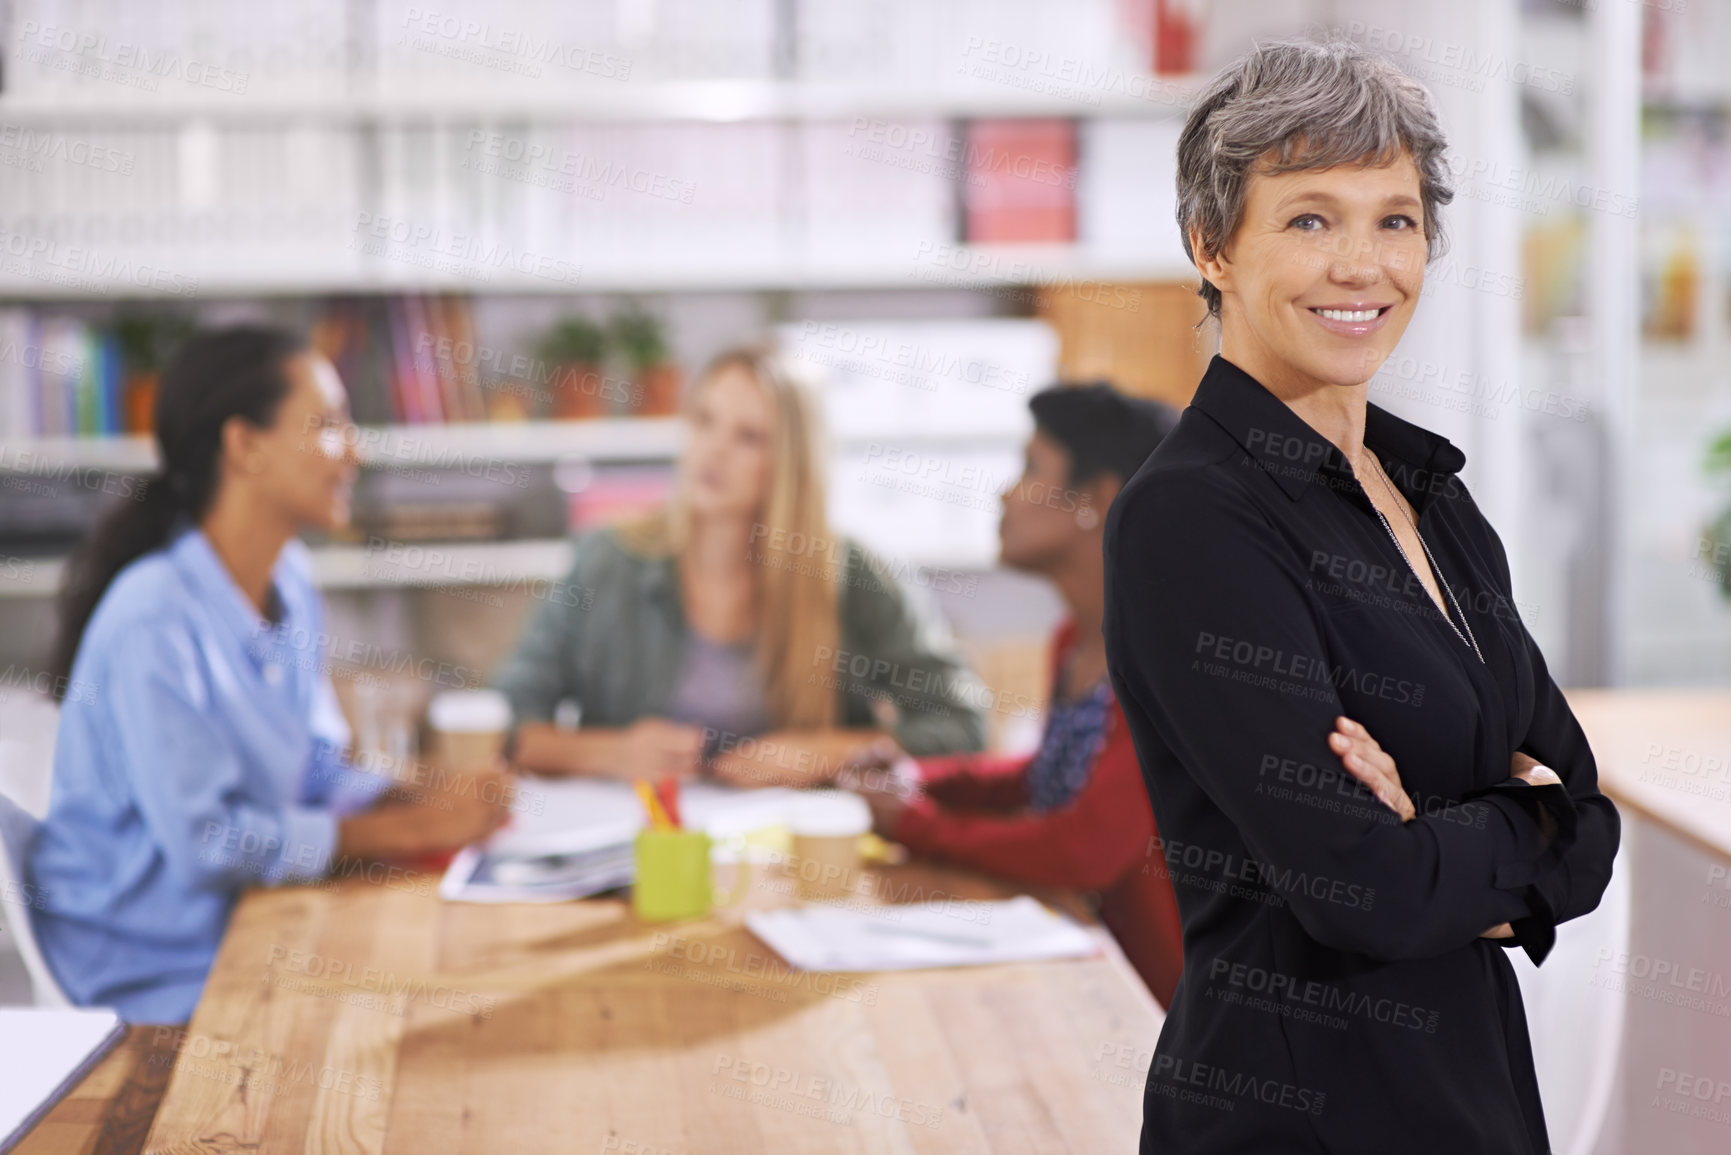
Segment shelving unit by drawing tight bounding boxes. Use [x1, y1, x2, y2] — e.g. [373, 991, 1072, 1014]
[0, 79, 1205, 125]
[311, 537, 576, 591]
[0, 247, 1196, 302]
[0, 531, 1003, 600]
[1625, 40, 1731, 684]
[0, 0, 1250, 674]
[0, 416, 1046, 476]
[0, 538, 572, 599]
[0, 435, 158, 473]
[0, 419, 681, 474]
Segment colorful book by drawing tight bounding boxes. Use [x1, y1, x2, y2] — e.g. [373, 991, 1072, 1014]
[963, 119, 1079, 245]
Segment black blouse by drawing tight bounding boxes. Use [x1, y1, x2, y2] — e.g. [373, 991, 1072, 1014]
[1102, 355, 1620, 1154]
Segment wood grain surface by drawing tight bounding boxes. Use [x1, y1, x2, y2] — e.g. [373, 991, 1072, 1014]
[135, 857, 1162, 1154]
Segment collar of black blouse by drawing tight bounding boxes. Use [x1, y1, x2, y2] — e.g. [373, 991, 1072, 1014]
[1191, 354, 1467, 517]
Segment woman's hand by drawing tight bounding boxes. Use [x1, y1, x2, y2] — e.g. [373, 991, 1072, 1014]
[1330, 726, 1538, 940]
[401, 767, 513, 851]
[1510, 751, 1562, 788]
[847, 771, 918, 837]
[612, 717, 707, 783]
[1477, 756, 1564, 938]
[707, 729, 888, 789]
[1329, 716, 1416, 822]
[1508, 751, 1561, 846]
[835, 739, 922, 837]
[337, 759, 513, 860]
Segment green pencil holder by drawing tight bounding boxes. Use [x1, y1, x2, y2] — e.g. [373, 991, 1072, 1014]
[632, 829, 750, 921]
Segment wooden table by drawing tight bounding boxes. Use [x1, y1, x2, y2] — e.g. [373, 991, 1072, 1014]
[98, 857, 1159, 1154]
[1566, 688, 1731, 860]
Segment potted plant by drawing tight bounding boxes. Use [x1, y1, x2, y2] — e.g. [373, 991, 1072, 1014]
[535, 315, 610, 419]
[611, 306, 683, 417]
[1703, 432, 1731, 596]
[113, 310, 195, 435]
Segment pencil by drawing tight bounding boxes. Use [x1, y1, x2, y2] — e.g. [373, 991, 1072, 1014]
[655, 775, 682, 829]
[634, 780, 673, 831]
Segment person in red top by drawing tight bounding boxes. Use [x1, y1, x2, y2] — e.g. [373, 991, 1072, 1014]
[843, 382, 1184, 1007]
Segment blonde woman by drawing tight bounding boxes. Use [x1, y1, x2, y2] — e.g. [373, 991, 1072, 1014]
[494, 344, 987, 785]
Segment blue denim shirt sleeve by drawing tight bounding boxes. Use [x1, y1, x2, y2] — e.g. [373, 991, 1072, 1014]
[108, 622, 338, 887]
[298, 677, 395, 816]
[300, 738, 395, 817]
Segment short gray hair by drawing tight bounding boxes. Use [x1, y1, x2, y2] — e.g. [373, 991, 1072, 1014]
[1176, 39, 1455, 321]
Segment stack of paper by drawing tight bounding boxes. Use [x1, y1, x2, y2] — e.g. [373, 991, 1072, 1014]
[438, 840, 639, 904]
[745, 896, 1098, 972]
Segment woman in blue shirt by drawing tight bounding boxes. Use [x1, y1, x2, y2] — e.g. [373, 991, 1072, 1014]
[29, 325, 508, 1023]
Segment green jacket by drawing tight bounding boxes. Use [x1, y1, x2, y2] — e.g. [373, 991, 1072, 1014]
[491, 527, 988, 756]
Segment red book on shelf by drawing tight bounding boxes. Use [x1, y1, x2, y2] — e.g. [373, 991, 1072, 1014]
[384, 297, 420, 423]
[962, 119, 1078, 244]
[401, 295, 446, 424]
[1114, 0, 1201, 75]
[567, 466, 676, 532]
[421, 296, 468, 424]
[441, 296, 488, 422]
[1153, 0, 1201, 75]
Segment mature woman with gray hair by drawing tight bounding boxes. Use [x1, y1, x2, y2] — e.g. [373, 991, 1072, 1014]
[1102, 39, 1619, 1153]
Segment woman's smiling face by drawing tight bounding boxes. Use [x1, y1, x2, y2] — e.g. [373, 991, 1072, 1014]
[1197, 151, 1429, 390]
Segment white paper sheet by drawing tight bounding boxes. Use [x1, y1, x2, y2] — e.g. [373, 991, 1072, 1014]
[745, 896, 1098, 972]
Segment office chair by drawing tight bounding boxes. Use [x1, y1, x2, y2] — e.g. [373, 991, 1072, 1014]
[0, 790, 71, 1007]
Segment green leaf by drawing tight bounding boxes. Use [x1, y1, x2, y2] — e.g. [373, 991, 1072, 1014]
[609, 306, 668, 372]
[536, 316, 609, 365]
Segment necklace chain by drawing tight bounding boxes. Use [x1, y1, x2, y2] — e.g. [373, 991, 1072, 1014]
[1361, 451, 1486, 665]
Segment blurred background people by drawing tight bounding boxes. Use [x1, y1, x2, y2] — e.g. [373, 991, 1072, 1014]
[493, 344, 989, 787]
[27, 326, 510, 1023]
[843, 382, 1184, 1005]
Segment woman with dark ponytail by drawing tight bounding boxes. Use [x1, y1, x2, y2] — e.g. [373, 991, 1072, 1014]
[48, 327, 304, 690]
[28, 325, 509, 1023]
